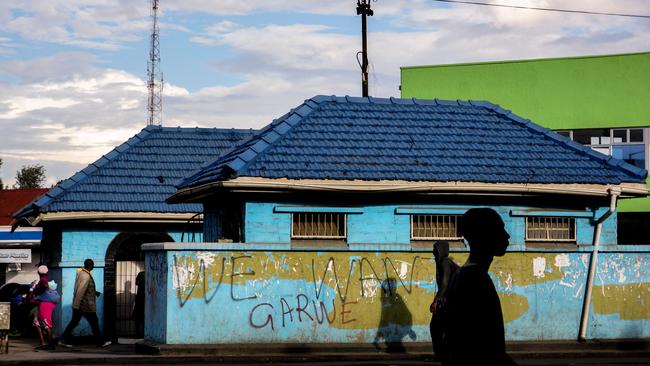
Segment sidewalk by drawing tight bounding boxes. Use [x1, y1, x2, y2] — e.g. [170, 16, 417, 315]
[1, 337, 649, 365]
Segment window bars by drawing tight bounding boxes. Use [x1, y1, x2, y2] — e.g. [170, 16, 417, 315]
[526, 216, 576, 242]
[411, 214, 463, 240]
[291, 212, 346, 239]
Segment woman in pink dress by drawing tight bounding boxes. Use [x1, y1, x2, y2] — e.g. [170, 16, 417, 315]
[33, 281, 60, 350]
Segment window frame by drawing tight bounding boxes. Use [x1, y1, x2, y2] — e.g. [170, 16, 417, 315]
[556, 127, 649, 170]
[290, 212, 347, 240]
[410, 214, 463, 241]
[525, 216, 577, 243]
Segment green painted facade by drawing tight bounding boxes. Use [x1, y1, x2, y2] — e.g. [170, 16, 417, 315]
[400, 52, 650, 212]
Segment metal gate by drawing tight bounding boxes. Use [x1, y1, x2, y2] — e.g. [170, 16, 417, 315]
[115, 261, 144, 337]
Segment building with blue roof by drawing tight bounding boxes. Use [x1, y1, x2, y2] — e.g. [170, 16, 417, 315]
[141, 96, 650, 346]
[13, 125, 255, 340]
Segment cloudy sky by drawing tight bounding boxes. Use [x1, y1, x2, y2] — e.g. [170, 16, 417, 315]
[1, 0, 649, 187]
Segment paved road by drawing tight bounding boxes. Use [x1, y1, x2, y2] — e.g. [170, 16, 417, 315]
[93, 357, 650, 366]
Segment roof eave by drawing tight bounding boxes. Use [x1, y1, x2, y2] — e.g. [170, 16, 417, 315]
[16, 211, 202, 225]
[169, 177, 649, 202]
[168, 181, 226, 204]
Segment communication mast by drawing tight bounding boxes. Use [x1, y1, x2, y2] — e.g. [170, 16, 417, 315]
[147, 0, 163, 126]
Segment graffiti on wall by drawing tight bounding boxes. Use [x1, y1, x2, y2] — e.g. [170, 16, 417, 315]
[159, 250, 650, 343]
[171, 252, 438, 334]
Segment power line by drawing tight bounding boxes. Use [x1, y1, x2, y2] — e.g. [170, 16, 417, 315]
[431, 0, 650, 19]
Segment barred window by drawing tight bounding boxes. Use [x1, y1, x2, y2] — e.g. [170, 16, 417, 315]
[411, 215, 462, 240]
[526, 217, 576, 242]
[291, 212, 346, 239]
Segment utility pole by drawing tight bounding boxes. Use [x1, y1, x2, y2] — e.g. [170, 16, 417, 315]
[356, 0, 373, 97]
[147, 0, 163, 126]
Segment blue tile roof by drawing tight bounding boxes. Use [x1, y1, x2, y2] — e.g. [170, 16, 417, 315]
[15, 126, 256, 216]
[177, 95, 647, 190]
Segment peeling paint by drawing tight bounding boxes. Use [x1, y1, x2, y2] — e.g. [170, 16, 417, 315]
[554, 254, 570, 268]
[533, 257, 546, 278]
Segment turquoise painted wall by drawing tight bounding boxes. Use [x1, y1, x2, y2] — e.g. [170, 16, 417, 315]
[57, 230, 118, 337]
[145, 251, 168, 343]
[245, 202, 291, 243]
[143, 246, 650, 344]
[52, 228, 192, 337]
[242, 202, 615, 249]
[348, 206, 411, 245]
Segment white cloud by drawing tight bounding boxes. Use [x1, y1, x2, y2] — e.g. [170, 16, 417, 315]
[0, 52, 97, 83]
[1, 0, 650, 187]
[0, 0, 149, 49]
[165, 0, 364, 17]
[0, 97, 80, 119]
[0, 36, 19, 55]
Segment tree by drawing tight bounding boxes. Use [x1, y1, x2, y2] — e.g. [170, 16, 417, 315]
[15, 164, 46, 189]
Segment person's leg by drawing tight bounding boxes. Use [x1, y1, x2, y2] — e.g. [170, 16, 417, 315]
[34, 325, 46, 347]
[429, 317, 436, 355]
[82, 312, 103, 346]
[46, 327, 55, 349]
[430, 313, 444, 360]
[60, 309, 83, 343]
[32, 314, 44, 346]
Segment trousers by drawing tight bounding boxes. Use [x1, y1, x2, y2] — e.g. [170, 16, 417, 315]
[60, 308, 103, 345]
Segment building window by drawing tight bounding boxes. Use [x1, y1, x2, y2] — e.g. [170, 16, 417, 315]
[556, 127, 648, 170]
[526, 217, 576, 242]
[291, 212, 346, 239]
[411, 214, 462, 240]
[612, 144, 645, 169]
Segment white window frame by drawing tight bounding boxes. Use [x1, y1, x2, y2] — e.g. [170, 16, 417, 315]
[525, 216, 576, 242]
[410, 214, 463, 241]
[290, 212, 347, 239]
[557, 127, 649, 170]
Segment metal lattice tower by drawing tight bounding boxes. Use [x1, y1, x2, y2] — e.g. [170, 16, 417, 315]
[147, 0, 163, 126]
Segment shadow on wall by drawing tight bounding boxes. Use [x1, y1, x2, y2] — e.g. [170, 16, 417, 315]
[373, 278, 416, 353]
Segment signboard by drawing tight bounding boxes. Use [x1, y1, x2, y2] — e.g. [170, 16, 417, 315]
[0, 249, 31, 263]
[0, 303, 9, 330]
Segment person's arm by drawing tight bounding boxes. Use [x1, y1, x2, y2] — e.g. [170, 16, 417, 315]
[438, 261, 454, 296]
[72, 272, 89, 309]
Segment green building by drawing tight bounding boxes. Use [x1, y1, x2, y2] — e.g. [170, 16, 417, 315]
[401, 52, 650, 244]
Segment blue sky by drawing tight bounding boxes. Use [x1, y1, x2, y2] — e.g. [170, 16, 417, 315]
[1, 0, 649, 187]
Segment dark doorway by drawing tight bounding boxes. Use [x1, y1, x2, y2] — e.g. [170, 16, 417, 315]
[618, 212, 650, 245]
[104, 232, 172, 340]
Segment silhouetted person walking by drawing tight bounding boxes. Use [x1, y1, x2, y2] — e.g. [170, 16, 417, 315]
[443, 208, 517, 366]
[58, 259, 111, 348]
[429, 240, 458, 361]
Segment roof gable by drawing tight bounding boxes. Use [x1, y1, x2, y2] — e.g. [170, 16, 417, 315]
[177, 95, 647, 190]
[15, 126, 255, 218]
